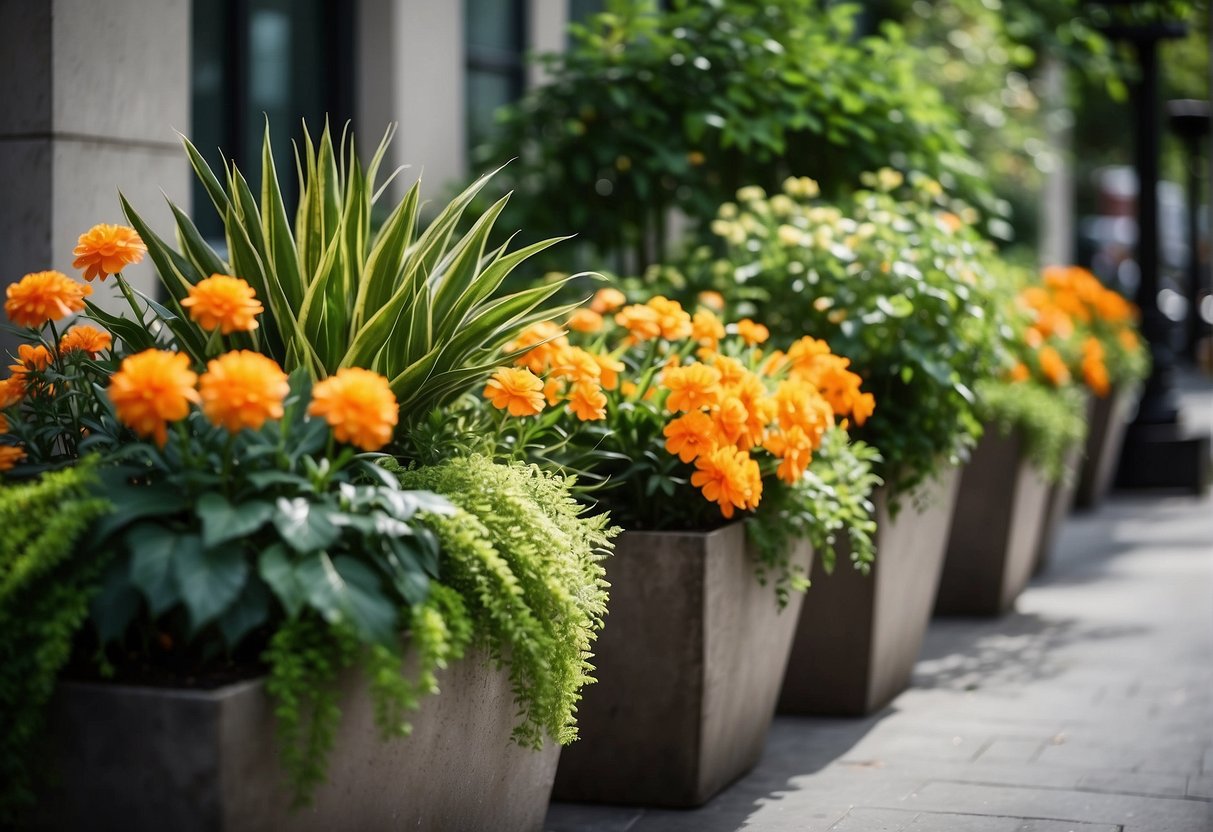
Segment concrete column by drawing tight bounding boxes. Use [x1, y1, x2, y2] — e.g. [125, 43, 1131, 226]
[0, 0, 191, 356]
[528, 0, 569, 87]
[357, 0, 467, 205]
[1039, 55, 1075, 267]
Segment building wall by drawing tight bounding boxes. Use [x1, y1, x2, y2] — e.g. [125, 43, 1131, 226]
[0, 0, 191, 356]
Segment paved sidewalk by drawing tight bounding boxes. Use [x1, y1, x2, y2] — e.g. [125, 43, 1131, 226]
[547, 489, 1213, 831]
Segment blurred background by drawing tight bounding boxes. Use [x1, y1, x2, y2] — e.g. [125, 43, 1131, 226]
[0, 0, 1209, 364]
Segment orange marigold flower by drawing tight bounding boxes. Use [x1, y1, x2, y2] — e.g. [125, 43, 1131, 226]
[590, 287, 627, 314]
[691, 445, 762, 518]
[692, 309, 725, 347]
[59, 324, 112, 356]
[5, 271, 92, 329]
[1038, 345, 1071, 387]
[851, 392, 875, 427]
[550, 346, 602, 384]
[567, 308, 605, 333]
[181, 275, 264, 334]
[567, 381, 607, 421]
[698, 290, 725, 312]
[199, 351, 290, 432]
[508, 322, 568, 375]
[711, 354, 749, 386]
[766, 425, 817, 484]
[773, 379, 835, 439]
[620, 380, 639, 398]
[592, 353, 625, 391]
[309, 367, 400, 452]
[663, 363, 722, 413]
[714, 395, 750, 446]
[0, 413, 7, 433]
[1009, 362, 1030, 383]
[0, 378, 22, 409]
[0, 444, 26, 472]
[544, 378, 565, 406]
[646, 296, 693, 341]
[72, 224, 147, 281]
[664, 410, 720, 463]
[8, 344, 54, 393]
[1117, 328, 1140, 353]
[615, 304, 662, 342]
[108, 349, 200, 447]
[735, 318, 769, 346]
[484, 367, 545, 417]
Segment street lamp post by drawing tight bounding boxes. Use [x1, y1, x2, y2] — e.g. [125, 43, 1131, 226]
[1166, 98, 1211, 360]
[1096, 15, 1210, 491]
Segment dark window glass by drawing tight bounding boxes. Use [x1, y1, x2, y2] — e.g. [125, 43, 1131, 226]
[465, 0, 527, 154]
[190, 0, 353, 240]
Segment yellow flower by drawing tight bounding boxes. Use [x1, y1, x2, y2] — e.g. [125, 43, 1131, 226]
[615, 304, 662, 342]
[59, 324, 112, 356]
[484, 367, 545, 417]
[590, 287, 627, 314]
[567, 308, 605, 333]
[0, 444, 26, 472]
[692, 309, 725, 347]
[620, 380, 639, 398]
[508, 322, 568, 375]
[645, 296, 693, 340]
[735, 318, 769, 346]
[550, 346, 602, 384]
[663, 363, 722, 413]
[108, 349, 201, 447]
[697, 290, 725, 312]
[5, 271, 92, 329]
[199, 351, 290, 432]
[663, 410, 720, 463]
[72, 224, 147, 281]
[567, 381, 607, 421]
[181, 275, 265, 334]
[309, 367, 399, 452]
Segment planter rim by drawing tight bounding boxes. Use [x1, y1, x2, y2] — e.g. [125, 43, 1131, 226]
[616, 522, 743, 542]
[57, 676, 267, 701]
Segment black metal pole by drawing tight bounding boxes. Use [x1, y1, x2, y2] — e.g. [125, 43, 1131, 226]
[1167, 99, 1211, 359]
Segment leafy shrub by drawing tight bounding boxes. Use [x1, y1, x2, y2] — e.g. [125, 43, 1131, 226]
[393, 455, 614, 746]
[975, 379, 1088, 482]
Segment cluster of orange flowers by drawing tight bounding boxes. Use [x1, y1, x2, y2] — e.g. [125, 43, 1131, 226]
[107, 348, 397, 452]
[1012, 266, 1143, 396]
[484, 289, 874, 519]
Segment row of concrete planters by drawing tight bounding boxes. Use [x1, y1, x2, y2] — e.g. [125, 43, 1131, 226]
[553, 523, 813, 807]
[33, 651, 559, 831]
[1074, 385, 1137, 508]
[1033, 435, 1088, 576]
[934, 429, 1052, 617]
[779, 467, 961, 716]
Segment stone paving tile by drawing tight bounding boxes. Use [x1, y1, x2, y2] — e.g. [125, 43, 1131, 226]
[546, 489, 1213, 831]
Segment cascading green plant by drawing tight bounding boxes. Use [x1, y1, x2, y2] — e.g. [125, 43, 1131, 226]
[118, 122, 579, 420]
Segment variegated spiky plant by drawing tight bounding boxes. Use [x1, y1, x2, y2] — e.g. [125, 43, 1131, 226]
[121, 122, 576, 420]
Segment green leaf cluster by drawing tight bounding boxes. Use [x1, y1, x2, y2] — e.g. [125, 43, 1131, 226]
[478, 0, 994, 271]
[975, 379, 1089, 483]
[393, 455, 614, 747]
[0, 460, 109, 822]
[122, 122, 576, 419]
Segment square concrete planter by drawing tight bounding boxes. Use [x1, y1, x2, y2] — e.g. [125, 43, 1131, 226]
[1075, 385, 1137, 508]
[32, 651, 559, 832]
[1033, 437, 1086, 576]
[934, 429, 1052, 616]
[552, 523, 812, 808]
[777, 466, 961, 717]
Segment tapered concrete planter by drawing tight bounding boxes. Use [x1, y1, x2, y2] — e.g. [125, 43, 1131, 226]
[33, 652, 559, 832]
[1033, 438, 1085, 576]
[935, 429, 1052, 616]
[1075, 386, 1136, 508]
[553, 523, 812, 808]
[778, 466, 961, 716]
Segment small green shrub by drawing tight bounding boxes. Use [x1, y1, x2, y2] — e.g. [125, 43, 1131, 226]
[975, 379, 1088, 482]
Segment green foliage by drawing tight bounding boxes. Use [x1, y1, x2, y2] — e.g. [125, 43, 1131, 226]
[0, 461, 110, 821]
[748, 428, 883, 593]
[122, 122, 578, 419]
[976, 379, 1088, 483]
[667, 174, 1005, 499]
[479, 0, 993, 270]
[392, 455, 614, 747]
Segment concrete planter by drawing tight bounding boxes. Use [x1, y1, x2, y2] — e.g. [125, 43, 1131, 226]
[1075, 386, 1136, 508]
[778, 466, 961, 717]
[33, 652, 559, 832]
[935, 429, 1052, 616]
[553, 523, 812, 808]
[1033, 437, 1086, 576]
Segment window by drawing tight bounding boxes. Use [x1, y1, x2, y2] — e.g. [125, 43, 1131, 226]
[191, 0, 354, 240]
[465, 0, 528, 155]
